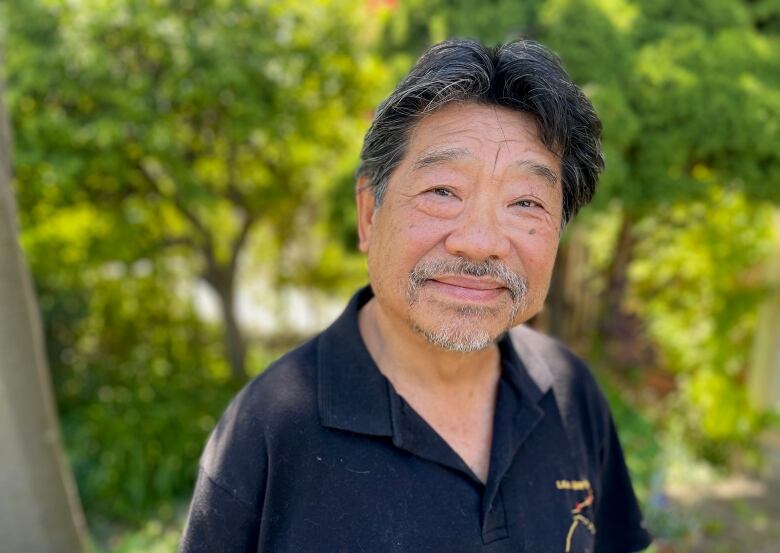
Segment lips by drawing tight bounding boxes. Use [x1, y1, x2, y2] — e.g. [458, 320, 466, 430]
[426, 276, 507, 302]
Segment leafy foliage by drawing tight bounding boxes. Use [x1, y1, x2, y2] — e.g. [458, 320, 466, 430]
[25, 229, 241, 519]
[629, 189, 774, 459]
[600, 380, 662, 504]
[6, 0, 388, 380]
[4, 0, 385, 522]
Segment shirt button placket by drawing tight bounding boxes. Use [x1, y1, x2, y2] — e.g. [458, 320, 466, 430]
[481, 487, 509, 544]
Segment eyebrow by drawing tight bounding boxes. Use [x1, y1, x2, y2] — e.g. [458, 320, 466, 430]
[511, 159, 560, 187]
[411, 147, 475, 170]
[411, 147, 560, 186]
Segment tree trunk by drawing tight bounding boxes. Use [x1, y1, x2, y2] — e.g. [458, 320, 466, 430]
[543, 223, 598, 355]
[0, 44, 88, 553]
[598, 210, 654, 368]
[205, 265, 247, 381]
[603, 213, 637, 322]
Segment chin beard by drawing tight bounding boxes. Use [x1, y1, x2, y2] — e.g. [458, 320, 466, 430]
[404, 258, 530, 352]
[413, 323, 495, 352]
[411, 303, 514, 353]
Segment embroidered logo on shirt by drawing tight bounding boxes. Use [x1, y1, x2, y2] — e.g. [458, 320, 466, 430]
[556, 479, 597, 552]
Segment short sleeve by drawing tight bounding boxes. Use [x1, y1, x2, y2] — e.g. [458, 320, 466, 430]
[179, 383, 269, 553]
[593, 411, 653, 553]
[178, 470, 261, 553]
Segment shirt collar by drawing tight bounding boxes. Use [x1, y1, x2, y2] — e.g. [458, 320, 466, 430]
[317, 286, 552, 436]
[317, 286, 394, 436]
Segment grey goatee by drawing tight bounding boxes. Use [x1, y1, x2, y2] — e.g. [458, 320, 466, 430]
[405, 258, 528, 352]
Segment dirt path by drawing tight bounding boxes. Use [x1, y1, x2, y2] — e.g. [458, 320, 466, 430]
[662, 473, 780, 553]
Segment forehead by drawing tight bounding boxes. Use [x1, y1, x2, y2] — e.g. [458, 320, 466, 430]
[404, 102, 558, 166]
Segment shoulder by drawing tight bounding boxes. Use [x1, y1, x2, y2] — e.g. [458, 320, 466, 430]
[235, 336, 321, 423]
[198, 335, 322, 503]
[509, 325, 606, 407]
[509, 325, 614, 452]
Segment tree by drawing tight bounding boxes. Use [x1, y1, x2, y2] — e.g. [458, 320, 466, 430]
[0, 40, 87, 553]
[6, 0, 386, 380]
[4, 0, 389, 521]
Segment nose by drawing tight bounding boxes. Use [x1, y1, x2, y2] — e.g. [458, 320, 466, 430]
[443, 196, 511, 261]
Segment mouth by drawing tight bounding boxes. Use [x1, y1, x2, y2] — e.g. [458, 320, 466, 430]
[425, 276, 508, 302]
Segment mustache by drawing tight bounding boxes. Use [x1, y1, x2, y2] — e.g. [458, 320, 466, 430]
[407, 258, 527, 302]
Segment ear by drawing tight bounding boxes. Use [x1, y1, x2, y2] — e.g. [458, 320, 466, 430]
[355, 176, 376, 253]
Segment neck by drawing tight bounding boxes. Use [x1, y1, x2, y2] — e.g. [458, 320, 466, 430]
[358, 298, 501, 396]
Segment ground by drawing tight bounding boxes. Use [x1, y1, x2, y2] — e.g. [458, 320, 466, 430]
[660, 472, 780, 553]
[656, 432, 780, 553]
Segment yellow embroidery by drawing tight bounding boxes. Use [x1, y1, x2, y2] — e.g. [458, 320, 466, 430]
[558, 480, 597, 552]
[565, 514, 597, 552]
[555, 479, 592, 491]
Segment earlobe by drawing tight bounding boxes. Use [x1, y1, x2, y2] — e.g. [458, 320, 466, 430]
[355, 177, 376, 253]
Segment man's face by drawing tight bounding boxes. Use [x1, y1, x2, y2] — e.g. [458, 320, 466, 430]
[357, 102, 563, 352]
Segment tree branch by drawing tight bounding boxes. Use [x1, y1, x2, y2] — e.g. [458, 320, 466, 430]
[132, 159, 218, 266]
[159, 235, 198, 250]
[225, 142, 247, 206]
[229, 213, 256, 275]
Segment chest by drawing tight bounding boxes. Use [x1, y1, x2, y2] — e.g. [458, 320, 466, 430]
[412, 398, 495, 483]
[256, 403, 599, 553]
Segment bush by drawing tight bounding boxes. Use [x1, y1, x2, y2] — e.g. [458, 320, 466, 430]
[39, 267, 242, 523]
[628, 188, 774, 462]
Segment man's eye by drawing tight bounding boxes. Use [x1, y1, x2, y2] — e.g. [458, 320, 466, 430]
[430, 187, 453, 197]
[514, 199, 541, 208]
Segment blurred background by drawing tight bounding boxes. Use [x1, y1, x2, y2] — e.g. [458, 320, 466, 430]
[1, 0, 779, 551]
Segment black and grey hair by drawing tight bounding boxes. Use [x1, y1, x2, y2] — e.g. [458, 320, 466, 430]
[356, 39, 604, 225]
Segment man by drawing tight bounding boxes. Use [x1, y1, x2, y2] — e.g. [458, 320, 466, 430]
[180, 39, 652, 553]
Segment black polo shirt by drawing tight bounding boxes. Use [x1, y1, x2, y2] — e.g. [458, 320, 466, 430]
[180, 287, 652, 553]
